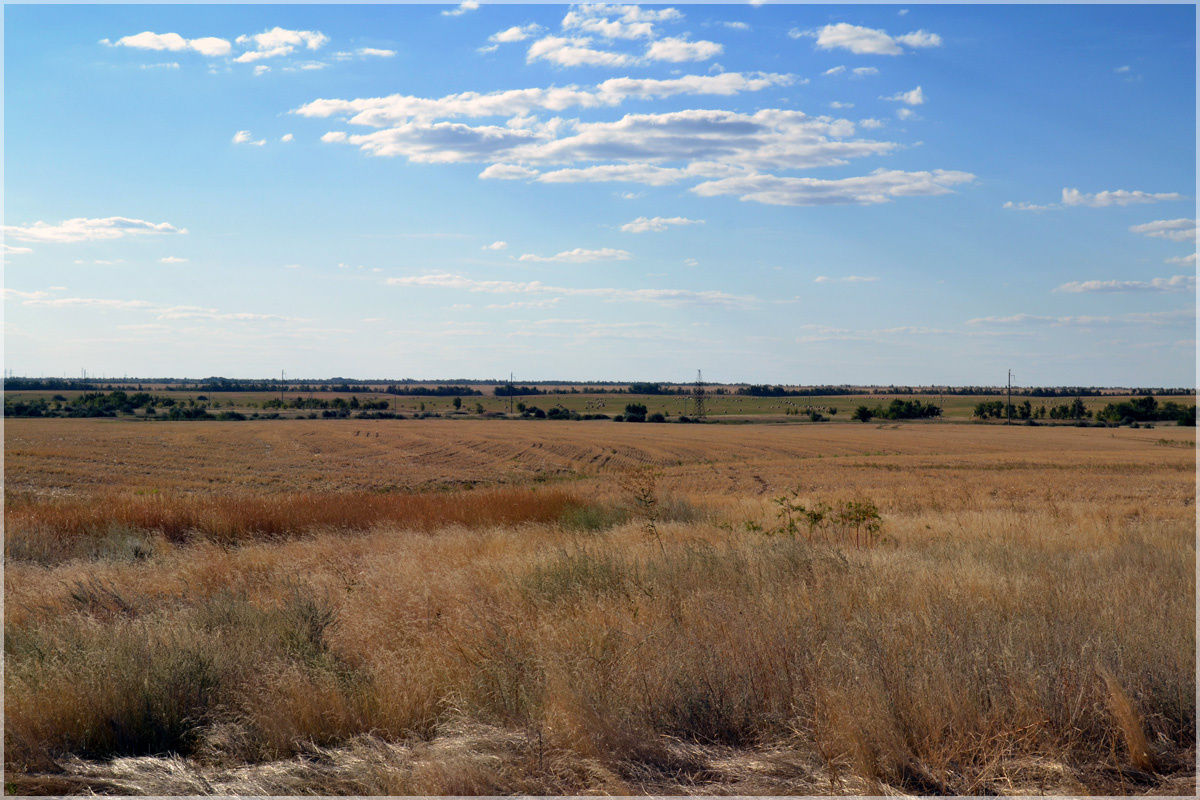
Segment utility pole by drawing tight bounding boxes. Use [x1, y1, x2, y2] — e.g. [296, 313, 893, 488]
[692, 369, 707, 419]
[281, 370, 286, 402]
[509, 372, 514, 415]
[1007, 369, 1013, 425]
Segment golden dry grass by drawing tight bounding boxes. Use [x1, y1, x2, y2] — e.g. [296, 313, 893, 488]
[4, 418, 1196, 795]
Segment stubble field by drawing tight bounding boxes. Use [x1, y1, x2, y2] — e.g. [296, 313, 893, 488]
[4, 417, 1196, 795]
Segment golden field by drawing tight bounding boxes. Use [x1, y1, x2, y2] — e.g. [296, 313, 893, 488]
[4, 417, 1196, 795]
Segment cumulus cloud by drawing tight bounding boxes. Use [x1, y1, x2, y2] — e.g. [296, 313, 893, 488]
[232, 130, 266, 145]
[1165, 253, 1196, 266]
[483, 241, 508, 250]
[4, 216, 186, 243]
[158, 256, 188, 263]
[884, 86, 925, 105]
[1129, 218, 1196, 242]
[386, 272, 755, 308]
[234, 27, 329, 62]
[281, 133, 294, 142]
[645, 36, 723, 62]
[490, 24, 544, 43]
[527, 35, 634, 67]
[3, 243, 33, 255]
[1062, 188, 1187, 207]
[859, 118, 884, 128]
[895, 108, 916, 120]
[442, 1, 480, 17]
[1003, 200, 1055, 212]
[479, 164, 540, 180]
[807, 23, 941, 55]
[517, 247, 631, 263]
[1055, 275, 1197, 293]
[620, 216, 704, 233]
[110, 31, 232, 57]
[852, 67, 879, 77]
[691, 168, 975, 206]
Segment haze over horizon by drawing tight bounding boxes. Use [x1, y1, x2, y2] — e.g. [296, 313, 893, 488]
[4, 3, 1196, 387]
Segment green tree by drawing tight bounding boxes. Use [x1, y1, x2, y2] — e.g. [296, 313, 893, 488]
[853, 405, 874, 423]
[453, 396, 462, 410]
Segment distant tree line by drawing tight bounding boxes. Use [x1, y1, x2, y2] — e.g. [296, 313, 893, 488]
[386, 385, 482, 396]
[852, 399, 944, 422]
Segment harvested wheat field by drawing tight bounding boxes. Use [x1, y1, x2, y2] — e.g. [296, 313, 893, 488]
[4, 417, 1196, 795]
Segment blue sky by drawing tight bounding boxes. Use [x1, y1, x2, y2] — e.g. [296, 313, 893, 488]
[4, 3, 1196, 386]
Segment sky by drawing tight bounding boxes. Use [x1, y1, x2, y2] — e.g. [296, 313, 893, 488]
[3, 2, 1197, 386]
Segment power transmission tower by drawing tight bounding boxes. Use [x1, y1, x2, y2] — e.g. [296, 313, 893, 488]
[1006, 369, 1013, 425]
[692, 370, 707, 419]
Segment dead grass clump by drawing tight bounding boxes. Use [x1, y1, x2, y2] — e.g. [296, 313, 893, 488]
[5, 487, 591, 564]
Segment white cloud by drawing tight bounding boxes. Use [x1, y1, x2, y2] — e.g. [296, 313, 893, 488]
[358, 47, 395, 57]
[111, 31, 232, 57]
[483, 241, 509, 250]
[442, 1, 480, 17]
[691, 168, 975, 206]
[486, 298, 563, 309]
[810, 23, 941, 55]
[898, 9, 909, 16]
[968, 309, 1195, 327]
[1062, 188, 1187, 207]
[234, 27, 328, 62]
[281, 133, 294, 142]
[721, 21, 750, 31]
[4, 216, 186, 243]
[1166, 253, 1197, 266]
[620, 216, 704, 233]
[852, 66, 879, 77]
[823, 66, 846, 76]
[1129, 218, 1196, 242]
[386, 272, 755, 308]
[1055, 275, 1197, 293]
[158, 256, 188, 263]
[139, 62, 180, 70]
[895, 108, 916, 120]
[253, 65, 270, 75]
[21, 296, 155, 310]
[3, 243, 33, 255]
[829, 101, 854, 109]
[813, 275, 879, 283]
[292, 72, 792, 127]
[884, 86, 925, 105]
[1003, 200, 1055, 212]
[859, 118, 884, 128]
[518, 247, 631, 263]
[232, 130, 266, 146]
[2, 288, 50, 300]
[321, 131, 348, 143]
[527, 35, 634, 67]
[490, 24, 544, 43]
[479, 164, 540, 180]
[478, 44, 500, 54]
[645, 36, 723, 63]
[1115, 65, 1131, 73]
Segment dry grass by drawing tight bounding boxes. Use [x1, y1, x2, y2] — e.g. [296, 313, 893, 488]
[4, 419, 1195, 795]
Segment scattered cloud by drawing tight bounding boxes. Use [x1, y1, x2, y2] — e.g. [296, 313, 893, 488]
[645, 36, 723, 63]
[527, 35, 635, 67]
[4, 216, 186, 243]
[483, 241, 508, 250]
[2, 288, 51, 300]
[234, 27, 329, 63]
[691, 168, 975, 206]
[158, 256, 188, 263]
[720, 21, 750, 31]
[21, 296, 155, 310]
[884, 86, 925, 105]
[281, 133, 294, 142]
[479, 164, 540, 180]
[485, 298, 563, 309]
[1129, 218, 1195, 242]
[386, 272, 756, 308]
[967, 309, 1195, 326]
[1115, 65, 1131, 73]
[852, 66, 879, 77]
[1055, 275, 1196, 293]
[358, 47, 395, 58]
[806, 23, 942, 56]
[814, 275, 879, 283]
[517, 247, 631, 263]
[139, 62, 180, 70]
[829, 101, 854, 109]
[253, 65, 270, 75]
[823, 66, 846, 76]
[859, 118, 884, 128]
[1003, 200, 1055, 212]
[895, 108, 916, 120]
[490, 24, 544, 43]
[1062, 188, 1187, 207]
[1165, 253, 1196, 266]
[620, 216, 704, 233]
[232, 130, 266, 145]
[3, 243, 33, 255]
[442, 1, 480, 17]
[109, 31, 231, 57]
